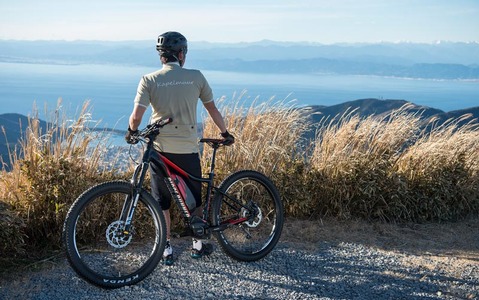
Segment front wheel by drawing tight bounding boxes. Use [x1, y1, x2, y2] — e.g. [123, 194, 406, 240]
[212, 170, 284, 261]
[63, 181, 166, 288]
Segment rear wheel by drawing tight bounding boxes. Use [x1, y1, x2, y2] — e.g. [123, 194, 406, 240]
[63, 181, 166, 288]
[212, 170, 284, 261]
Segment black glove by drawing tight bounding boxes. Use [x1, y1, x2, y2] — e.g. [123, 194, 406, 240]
[221, 130, 235, 146]
[125, 127, 139, 144]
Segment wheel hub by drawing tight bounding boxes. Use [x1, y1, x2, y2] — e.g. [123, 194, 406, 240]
[106, 220, 132, 248]
[242, 204, 262, 228]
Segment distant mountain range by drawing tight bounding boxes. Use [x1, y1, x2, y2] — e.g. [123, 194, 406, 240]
[0, 114, 45, 168]
[1, 40, 478, 79]
[2, 98, 478, 168]
[304, 98, 478, 126]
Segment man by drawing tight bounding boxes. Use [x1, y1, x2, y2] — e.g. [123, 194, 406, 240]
[125, 31, 234, 265]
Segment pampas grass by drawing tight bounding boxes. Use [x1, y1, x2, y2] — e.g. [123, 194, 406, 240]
[201, 92, 309, 177]
[1, 96, 478, 270]
[0, 100, 123, 267]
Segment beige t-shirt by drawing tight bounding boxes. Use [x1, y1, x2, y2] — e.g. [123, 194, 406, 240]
[134, 63, 213, 153]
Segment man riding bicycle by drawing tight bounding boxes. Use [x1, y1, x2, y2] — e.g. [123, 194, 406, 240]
[125, 31, 234, 265]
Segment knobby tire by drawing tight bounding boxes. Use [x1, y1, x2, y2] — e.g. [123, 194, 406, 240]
[212, 170, 284, 262]
[63, 181, 166, 289]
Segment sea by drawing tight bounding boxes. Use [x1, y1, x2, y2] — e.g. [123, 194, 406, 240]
[1, 61, 478, 132]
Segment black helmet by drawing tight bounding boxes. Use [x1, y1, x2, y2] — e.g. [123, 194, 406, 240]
[156, 31, 188, 56]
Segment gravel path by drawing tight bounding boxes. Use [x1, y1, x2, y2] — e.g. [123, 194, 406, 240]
[1, 236, 478, 300]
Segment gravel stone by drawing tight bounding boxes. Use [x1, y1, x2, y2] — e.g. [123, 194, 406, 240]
[0, 238, 477, 300]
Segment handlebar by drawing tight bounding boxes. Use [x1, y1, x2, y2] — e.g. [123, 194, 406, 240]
[131, 118, 173, 143]
[143, 118, 173, 135]
[130, 118, 230, 147]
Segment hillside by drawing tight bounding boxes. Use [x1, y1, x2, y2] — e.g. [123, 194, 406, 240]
[1, 99, 478, 168]
[0, 113, 48, 167]
[305, 98, 441, 122]
[0, 113, 121, 168]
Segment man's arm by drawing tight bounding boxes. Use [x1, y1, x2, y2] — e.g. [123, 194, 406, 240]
[203, 101, 227, 134]
[203, 101, 234, 145]
[129, 105, 147, 131]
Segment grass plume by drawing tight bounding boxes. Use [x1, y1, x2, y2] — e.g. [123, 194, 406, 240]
[1, 97, 478, 270]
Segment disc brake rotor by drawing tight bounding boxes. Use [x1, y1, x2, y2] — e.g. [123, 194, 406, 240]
[242, 205, 262, 228]
[106, 220, 132, 248]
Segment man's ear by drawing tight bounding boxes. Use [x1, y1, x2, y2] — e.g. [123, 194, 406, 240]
[178, 51, 186, 66]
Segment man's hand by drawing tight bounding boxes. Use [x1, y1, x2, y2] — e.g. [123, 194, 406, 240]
[125, 127, 139, 144]
[221, 131, 235, 146]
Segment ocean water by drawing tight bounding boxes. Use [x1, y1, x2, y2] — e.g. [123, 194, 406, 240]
[0, 62, 478, 130]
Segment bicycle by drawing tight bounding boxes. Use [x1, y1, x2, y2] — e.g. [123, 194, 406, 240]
[62, 118, 284, 289]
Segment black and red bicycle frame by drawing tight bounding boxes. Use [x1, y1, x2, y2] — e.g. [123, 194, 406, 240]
[127, 128, 251, 234]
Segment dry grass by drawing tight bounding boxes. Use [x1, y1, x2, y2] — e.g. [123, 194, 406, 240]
[203, 100, 479, 222]
[395, 116, 479, 220]
[305, 104, 479, 221]
[1, 97, 478, 272]
[201, 93, 309, 178]
[0, 100, 123, 267]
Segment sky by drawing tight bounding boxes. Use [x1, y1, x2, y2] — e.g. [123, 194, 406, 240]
[1, 0, 479, 44]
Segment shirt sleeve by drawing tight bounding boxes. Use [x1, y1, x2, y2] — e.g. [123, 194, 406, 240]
[134, 76, 151, 108]
[198, 72, 214, 104]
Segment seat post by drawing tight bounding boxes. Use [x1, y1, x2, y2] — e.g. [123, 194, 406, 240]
[209, 144, 219, 174]
[203, 143, 220, 220]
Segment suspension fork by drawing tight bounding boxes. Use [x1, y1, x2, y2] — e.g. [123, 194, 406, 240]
[120, 162, 149, 232]
[115, 165, 146, 235]
[120, 141, 154, 232]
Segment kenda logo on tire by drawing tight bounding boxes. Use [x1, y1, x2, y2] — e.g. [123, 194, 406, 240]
[103, 274, 139, 284]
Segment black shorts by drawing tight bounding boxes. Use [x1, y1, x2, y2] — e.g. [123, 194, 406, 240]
[149, 152, 202, 210]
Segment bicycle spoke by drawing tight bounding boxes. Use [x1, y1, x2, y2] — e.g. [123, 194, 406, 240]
[74, 190, 159, 278]
[213, 171, 283, 261]
[64, 182, 165, 287]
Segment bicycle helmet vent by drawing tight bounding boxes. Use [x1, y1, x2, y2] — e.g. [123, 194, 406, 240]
[156, 31, 188, 56]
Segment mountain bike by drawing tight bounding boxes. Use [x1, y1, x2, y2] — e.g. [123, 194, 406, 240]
[62, 118, 284, 289]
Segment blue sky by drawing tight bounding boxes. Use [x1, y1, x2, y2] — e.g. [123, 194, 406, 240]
[1, 0, 478, 43]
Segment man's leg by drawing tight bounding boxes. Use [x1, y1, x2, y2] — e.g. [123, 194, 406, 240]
[149, 161, 174, 265]
[161, 153, 213, 258]
[163, 209, 171, 240]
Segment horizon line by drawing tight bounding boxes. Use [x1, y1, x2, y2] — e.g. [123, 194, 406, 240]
[1, 38, 478, 45]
